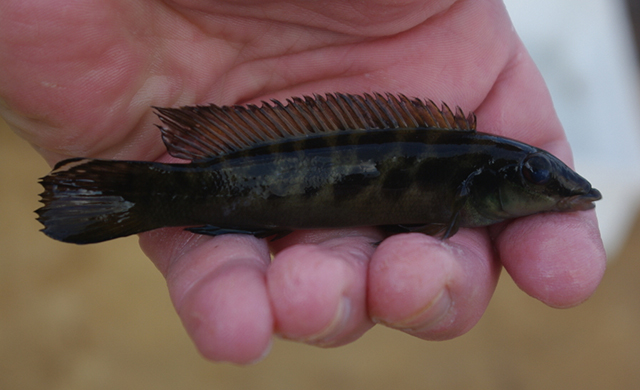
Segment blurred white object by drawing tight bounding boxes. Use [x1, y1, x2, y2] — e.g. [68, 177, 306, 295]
[504, 0, 640, 258]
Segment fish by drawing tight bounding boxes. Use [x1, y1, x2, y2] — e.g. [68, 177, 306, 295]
[36, 92, 601, 244]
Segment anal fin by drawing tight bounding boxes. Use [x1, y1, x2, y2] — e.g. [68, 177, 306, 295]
[380, 223, 448, 236]
[380, 218, 460, 239]
[185, 225, 291, 240]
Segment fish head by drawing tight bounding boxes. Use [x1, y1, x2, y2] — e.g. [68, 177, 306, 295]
[495, 150, 601, 219]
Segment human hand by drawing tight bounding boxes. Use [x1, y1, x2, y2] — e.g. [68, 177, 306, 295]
[0, 0, 605, 363]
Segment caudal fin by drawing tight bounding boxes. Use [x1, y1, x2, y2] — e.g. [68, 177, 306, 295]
[37, 158, 159, 244]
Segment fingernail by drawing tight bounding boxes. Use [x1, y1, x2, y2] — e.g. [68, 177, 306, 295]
[378, 288, 453, 332]
[245, 338, 274, 365]
[304, 297, 351, 346]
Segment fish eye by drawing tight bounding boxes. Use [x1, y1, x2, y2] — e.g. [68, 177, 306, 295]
[522, 154, 551, 185]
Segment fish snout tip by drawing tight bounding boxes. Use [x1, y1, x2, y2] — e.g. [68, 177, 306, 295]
[559, 187, 602, 211]
[587, 187, 602, 202]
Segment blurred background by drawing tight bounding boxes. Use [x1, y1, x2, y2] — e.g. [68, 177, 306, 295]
[2, 0, 640, 389]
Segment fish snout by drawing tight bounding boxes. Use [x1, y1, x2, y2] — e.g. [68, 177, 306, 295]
[557, 187, 602, 211]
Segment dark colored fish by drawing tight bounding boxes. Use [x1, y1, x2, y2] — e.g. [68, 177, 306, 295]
[36, 92, 601, 244]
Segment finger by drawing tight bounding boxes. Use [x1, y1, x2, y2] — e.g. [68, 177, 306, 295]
[267, 228, 382, 347]
[139, 230, 274, 364]
[495, 210, 605, 308]
[368, 230, 500, 340]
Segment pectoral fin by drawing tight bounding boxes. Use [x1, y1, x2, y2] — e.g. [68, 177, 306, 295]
[440, 169, 479, 239]
[441, 212, 461, 239]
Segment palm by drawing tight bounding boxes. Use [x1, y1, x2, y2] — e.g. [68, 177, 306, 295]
[1, 0, 604, 363]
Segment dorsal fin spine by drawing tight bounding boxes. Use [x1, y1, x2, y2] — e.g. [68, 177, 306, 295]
[197, 112, 235, 154]
[423, 99, 441, 128]
[363, 93, 391, 128]
[302, 96, 329, 133]
[266, 104, 295, 137]
[322, 94, 350, 130]
[157, 124, 209, 160]
[445, 103, 457, 128]
[230, 107, 263, 145]
[250, 105, 279, 138]
[361, 94, 383, 127]
[454, 107, 465, 130]
[185, 108, 227, 154]
[239, 105, 268, 141]
[202, 107, 243, 152]
[313, 94, 339, 131]
[307, 95, 338, 132]
[247, 105, 282, 140]
[175, 131, 211, 157]
[440, 102, 454, 129]
[347, 94, 373, 129]
[399, 94, 421, 128]
[376, 92, 407, 128]
[333, 94, 360, 129]
[222, 107, 258, 147]
[288, 97, 318, 134]
[268, 99, 297, 137]
[396, 94, 416, 127]
[374, 93, 401, 128]
[157, 108, 229, 158]
[377, 93, 400, 127]
[292, 98, 320, 134]
[359, 94, 379, 129]
[282, 99, 312, 135]
[231, 106, 268, 144]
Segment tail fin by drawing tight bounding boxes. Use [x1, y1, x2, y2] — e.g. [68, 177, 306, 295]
[37, 158, 159, 244]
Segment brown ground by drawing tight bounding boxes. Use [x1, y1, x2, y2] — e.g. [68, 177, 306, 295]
[2, 117, 639, 390]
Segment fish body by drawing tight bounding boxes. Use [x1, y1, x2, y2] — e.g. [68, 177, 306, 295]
[37, 93, 601, 244]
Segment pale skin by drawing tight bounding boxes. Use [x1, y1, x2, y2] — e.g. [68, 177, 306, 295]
[0, 0, 605, 363]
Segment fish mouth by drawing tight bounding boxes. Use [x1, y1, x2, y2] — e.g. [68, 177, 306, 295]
[557, 188, 602, 211]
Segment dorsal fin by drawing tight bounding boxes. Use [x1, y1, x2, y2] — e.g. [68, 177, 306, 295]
[154, 92, 476, 161]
